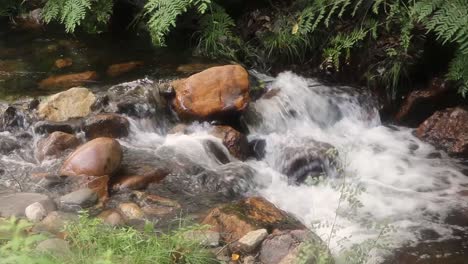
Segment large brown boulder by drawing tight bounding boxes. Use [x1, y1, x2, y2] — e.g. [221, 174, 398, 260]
[417, 107, 468, 156]
[36, 131, 80, 161]
[38, 71, 98, 90]
[210, 125, 249, 160]
[60, 137, 122, 177]
[37, 87, 96, 122]
[202, 197, 304, 243]
[172, 65, 250, 119]
[83, 113, 130, 140]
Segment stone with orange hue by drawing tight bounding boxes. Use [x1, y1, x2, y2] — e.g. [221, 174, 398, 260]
[111, 169, 168, 191]
[55, 58, 73, 69]
[98, 209, 125, 226]
[118, 202, 144, 220]
[38, 71, 98, 90]
[86, 175, 110, 202]
[132, 191, 181, 217]
[36, 131, 80, 161]
[60, 137, 122, 177]
[202, 197, 303, 243]
[106, 61, 144, 77]
[172, 65, 250, 119]
[417, 107, 468, 156]
[210, 125, 249, 160]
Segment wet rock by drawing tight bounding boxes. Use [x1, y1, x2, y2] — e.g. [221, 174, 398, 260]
[38, 87, 96, 122]
[106, 61, 144, 77]
[259, 230, 328, 264]
[98, 209, 125, 226]
[243, 255, 256, 264]
[417, 107, 468, 156]
[33, 211, 77, 234]
[38, 71, 98, 90]
[132, 191, 181, 217]
[0, 106, 30, 131]
[85, 175, 110, 202]
[118, 202, 144, 220]
[60, 137, 122, 177]
[249, 139, 266, 160]
[36, 131, 80, 161]
[203, 139, 231, 164]
[210, 125, 249, 160]
[395, 78, 451, 126]
[55, 58, 73, 69]
[36, 238, 71, 257]
[14, 9, 43, 30]
[0, 135, 20, 155]
[163, 162, 256, 198]
[184, 230, 220, 247]
[25, 202, 48, 222]
[172, 65, 250, 119]
[33, 120, 81, 135]
[0, 192, 55, 217]
[59, 188, 98, 211]
[236, 228, 268, 253]
[112, 170, 168, 191]
[202, 197, 304, 243]
[277, 139, 337, 184]
[83, 113, 130, 140]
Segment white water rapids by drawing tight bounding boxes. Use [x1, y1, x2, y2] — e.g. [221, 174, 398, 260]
[122, 71, 468, 263]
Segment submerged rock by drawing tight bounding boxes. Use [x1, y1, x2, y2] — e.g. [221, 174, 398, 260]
[60, 137, 122, 177]
[111, 168, 169, 191]
[118, 202, 144, 220]
[37, 87, 96, 122]
[38, 71, 98, 90]
[202, 197, 304, 243]
[417, 107, 468, 156]
[210, 125, 249, 160]
[172, 65, 250, 119]
[36, 131, 80, 161]
[106, 61, 144, 77]
[54, 58, 73, 69]
[83, 113, 130, 140]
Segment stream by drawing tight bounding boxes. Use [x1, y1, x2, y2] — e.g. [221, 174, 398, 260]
[1, 27, 468, 264]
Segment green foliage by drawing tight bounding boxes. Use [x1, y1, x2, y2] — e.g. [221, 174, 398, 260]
[0, 0, 22, 18]
[0, 214, 216, 264]
[42, 0, 113, 33]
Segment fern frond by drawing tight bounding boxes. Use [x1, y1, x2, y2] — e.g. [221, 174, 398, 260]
[447, 51, 468, 97]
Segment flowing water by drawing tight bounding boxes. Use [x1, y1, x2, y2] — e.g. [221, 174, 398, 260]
[1, 27, 468, 263]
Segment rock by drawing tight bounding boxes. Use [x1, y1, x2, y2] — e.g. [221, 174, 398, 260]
[112, 168, 169, 191]
[202, 197, 303, 243]
[25, 202, 48, 222]
[106, 61, 144, 77]
[33, 120, 81, 135]
[395, 78, 451, 126]
[259, 230, 323, 264]
[249, 139, 266, 160]
[0, 192, 55, 217]
[15, 9, 43, 30]
[0, 135, 20, 155]
[36, 238, 71, 257]
[237, 229, 268, 253]
[243, 255, 256, 264]
[38, 87, 96, 122]
[118, 202, 144, 220]
[36, 131, 80, 161]
[0, 105, 30, 131]
[98, 209, 125, 226]
[210, 126, 249, 160]
[417, 107, 468, 156]
[59, 188, 98, 211]
[132, 191, 181, 217]
[34, 211, 77, 234]
[38, 71, 98, 90]
[83, 113, 130, 140]
[172, 65, 250, 119]
[85, 175, 110, 202]
[184, 230, 220, 247]
[55, 58, 73, 69]
[168, 124, 189, 134]
[60, 137, 122, 177]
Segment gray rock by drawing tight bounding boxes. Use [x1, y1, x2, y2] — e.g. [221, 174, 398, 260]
[59, 188, 97, 211]
[243, 255, 256, 264]
[25, 202, 47, 222]
[184, 230, 220, 247]
[238, 228, 268, 253]
[36, 238, 71, 256]
[0, 192, 55, 217]
[33, 211, 78, 234]
[259, 231, 300, 264]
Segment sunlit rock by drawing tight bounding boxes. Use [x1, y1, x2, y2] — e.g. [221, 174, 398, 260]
[37, 87, 96, 122]
[172, 65, 250, 119]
